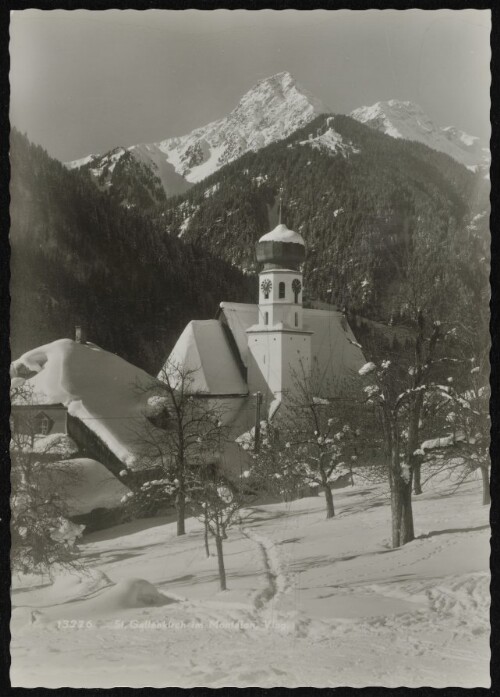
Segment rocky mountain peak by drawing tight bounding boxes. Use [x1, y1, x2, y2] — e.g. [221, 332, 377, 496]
[350, 100, 487, 169]
[66, 70, 328, 198]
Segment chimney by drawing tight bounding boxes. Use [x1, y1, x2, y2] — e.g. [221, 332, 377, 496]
[75, 325, 86, 344]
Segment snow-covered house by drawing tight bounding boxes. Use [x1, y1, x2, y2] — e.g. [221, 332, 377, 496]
[10, 338, 163, 482]
[160, 222, 365, 478]
[10, 327, 89, 439]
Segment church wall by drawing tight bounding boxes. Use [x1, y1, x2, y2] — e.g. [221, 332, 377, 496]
[247, 329, 311, 403]
[280, 331, 312, 395]
[246, 331, 280, 402]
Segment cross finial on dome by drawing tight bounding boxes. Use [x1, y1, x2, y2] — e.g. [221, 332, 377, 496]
[278, 186, 284, 225]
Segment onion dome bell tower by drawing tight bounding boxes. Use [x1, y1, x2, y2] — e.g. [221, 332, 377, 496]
[247, 222, 312, 402]
[256, 223, 306, 329]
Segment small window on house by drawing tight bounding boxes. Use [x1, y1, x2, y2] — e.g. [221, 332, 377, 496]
[34, 412, 52, 435]
[279, 282, 285, 299]
[295, 312, 298, 327]
[264, 311, 269, 325]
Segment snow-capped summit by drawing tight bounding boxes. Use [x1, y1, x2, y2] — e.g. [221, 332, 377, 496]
[66, 71, 328, 198]
[152, 70, 328, 185]
[350, 99, 488, 169]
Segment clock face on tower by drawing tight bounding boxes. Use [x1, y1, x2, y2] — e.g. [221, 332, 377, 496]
[292, 278, 302, 302]
[261, 279, 272, 299]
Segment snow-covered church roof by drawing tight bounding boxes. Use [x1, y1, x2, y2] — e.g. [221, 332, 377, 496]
[161, 320, 248, 395]
[258, 223, 305, 246]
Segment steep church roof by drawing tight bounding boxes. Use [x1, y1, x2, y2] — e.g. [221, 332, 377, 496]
[305, 308, 365, 393]
[162, 320, 248, 396]
[218, 302, 258, 368]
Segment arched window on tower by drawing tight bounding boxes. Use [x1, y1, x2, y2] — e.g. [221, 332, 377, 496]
[264, 312, 269, 326]
[279, 282, 285, 299]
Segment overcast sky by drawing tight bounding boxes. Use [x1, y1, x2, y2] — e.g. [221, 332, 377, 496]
[10, 9, 491, 162]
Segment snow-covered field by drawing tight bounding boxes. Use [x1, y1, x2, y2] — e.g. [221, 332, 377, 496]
[11, 475, 489, 688]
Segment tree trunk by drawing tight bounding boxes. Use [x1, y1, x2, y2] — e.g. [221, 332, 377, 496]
[400, 480, 415, 544]
[481, 465, 490, 505]
[176, 490, 186, 536]
[215, 534, 227, 591]
[323, 483, 335, 518]
[413, 461, 422, 495]
[389, 420, 402, 548]
[407, 391, 424, 496]
[204, 514, 210, 557]
[390, 481, 402, 549]
[391, 475, 415, 547]
[387, 411, 416, 548]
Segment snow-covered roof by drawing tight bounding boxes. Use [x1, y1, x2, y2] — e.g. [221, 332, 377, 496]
[258, 223, 305, 246]
[11, 339, 160, 470]
[160, 320, 248, 396]
[219, 302, 258, 368]
[305, 309, 366, 393]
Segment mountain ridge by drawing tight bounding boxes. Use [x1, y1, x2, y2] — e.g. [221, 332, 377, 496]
[65, 75, 489, 208]
[350, 99, 489, 171]
[66, 71, 327, 203]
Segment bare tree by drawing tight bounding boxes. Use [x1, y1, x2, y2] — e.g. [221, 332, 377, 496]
[10, 383, 84, 576]
[413, 349, 490, 505]
[359, 312, 442, 547]
[238, 369, 363, 519]
[189, 468, 248, 591]
[131, 360, 227, 536]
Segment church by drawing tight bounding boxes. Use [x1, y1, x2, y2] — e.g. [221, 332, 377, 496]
[159, 222, 365, 478]
[10, 221, 366, 493]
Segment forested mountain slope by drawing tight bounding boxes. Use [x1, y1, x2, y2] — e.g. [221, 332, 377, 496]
[160, 114, 489, 326]
[10, 130, 254, 373]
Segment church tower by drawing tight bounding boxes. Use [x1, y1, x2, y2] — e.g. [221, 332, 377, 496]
[247, 223, 312, 403]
